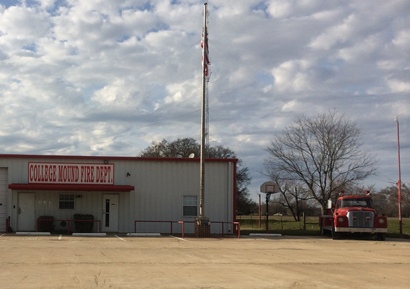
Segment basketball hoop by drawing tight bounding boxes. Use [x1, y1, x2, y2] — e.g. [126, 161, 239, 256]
[260, 181, 279, 194]
[259, 181, 279, 232]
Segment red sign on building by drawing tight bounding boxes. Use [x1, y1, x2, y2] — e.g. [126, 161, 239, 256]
[28, 162, 114, 185]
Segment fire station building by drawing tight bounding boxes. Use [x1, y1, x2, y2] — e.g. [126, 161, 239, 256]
[0, 154, 237, 235]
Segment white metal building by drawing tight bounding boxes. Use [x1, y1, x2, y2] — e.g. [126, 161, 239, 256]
[0, 154, 237, 235]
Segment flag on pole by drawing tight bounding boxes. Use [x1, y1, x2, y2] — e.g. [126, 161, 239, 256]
[201, 29, 210, 77]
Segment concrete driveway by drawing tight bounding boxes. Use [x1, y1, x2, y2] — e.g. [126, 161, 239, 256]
[0, 233, 409, 288]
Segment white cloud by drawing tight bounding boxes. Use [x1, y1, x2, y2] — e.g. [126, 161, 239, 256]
[309, 14, 357, 50]
[267, 0, 293, 18]
[281, 100, 299, 112]
[388, 80, 410, 93]
[393, 29, 410, 51]
[272, 60, 312, 93]
[0, 6, 50, 50]
[35, 0, 57, 10]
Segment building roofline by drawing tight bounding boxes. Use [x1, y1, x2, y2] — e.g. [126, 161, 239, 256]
[0, 153, 238, 163]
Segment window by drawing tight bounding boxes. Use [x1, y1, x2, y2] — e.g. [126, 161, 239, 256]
[183, 195, 197, 217]
[339, 198, 373, 208]
[59, 194, 75, 209]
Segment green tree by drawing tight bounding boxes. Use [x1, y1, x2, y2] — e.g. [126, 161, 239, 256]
[140, 138, 256, 215]
[265, 111, 377, 212]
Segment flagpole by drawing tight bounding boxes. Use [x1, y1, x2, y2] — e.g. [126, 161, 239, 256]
[199, 2, 208, 218]
[195, 2, 210, 237]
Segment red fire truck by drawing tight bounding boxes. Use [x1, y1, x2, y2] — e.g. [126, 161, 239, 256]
[319, 191, 387, 240]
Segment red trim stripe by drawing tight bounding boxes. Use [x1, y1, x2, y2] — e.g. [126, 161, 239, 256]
[8, 183, 134, 192]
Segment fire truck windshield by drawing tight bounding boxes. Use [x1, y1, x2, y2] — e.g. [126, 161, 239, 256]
[339, 198, 373, 208]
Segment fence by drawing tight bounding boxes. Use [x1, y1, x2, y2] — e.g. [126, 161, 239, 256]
[4, 217, 241, 238]
[134, 219, 241, 238]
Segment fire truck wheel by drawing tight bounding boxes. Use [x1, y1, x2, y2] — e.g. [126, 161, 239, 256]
[377, 233, 386, 241]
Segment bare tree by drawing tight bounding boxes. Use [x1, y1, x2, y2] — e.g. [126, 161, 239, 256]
[269, 175, 314, 221]
[265, 111, 377, 212]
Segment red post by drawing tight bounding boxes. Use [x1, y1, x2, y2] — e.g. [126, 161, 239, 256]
[178, 221, 185, 238]
[234, 222, 240, 238]
[396, 117, 402, 236]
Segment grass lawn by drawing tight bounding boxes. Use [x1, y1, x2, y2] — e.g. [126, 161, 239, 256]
[236, 215, 410, 239]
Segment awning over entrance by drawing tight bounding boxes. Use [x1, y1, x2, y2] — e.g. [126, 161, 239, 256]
[8, 183, 135, 192]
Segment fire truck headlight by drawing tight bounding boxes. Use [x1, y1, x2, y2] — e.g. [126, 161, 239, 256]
[378, 218, 385, 224]
[338, 217, 344, 223]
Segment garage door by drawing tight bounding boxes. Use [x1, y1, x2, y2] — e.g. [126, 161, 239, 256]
[0, 168, 7, 232]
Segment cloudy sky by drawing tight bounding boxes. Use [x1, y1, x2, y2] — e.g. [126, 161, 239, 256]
[0, 0, 409, 198]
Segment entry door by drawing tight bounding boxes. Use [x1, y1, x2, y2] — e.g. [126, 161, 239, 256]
[102, 194, 119, 232]
[18, 193, 35, 231]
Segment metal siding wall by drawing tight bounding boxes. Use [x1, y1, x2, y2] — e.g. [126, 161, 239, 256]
[133, 161, 199, 227]
[130, 161, 199, 233]
[204, 162, 234, 234]
[0, 168, 8, 232]
[32, 191, 131, 232]
[129, 160, 234, 234]
[0, 158, 29, 231]
[35, 191, 103, 232]
[0, 156, 235, 234]
[118, 192, 130, 232]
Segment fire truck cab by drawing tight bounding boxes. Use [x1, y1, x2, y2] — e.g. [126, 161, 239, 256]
[319, 191, 387, 240]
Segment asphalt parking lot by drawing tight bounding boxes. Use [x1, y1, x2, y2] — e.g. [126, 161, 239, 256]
[0, 233, 409, 289]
